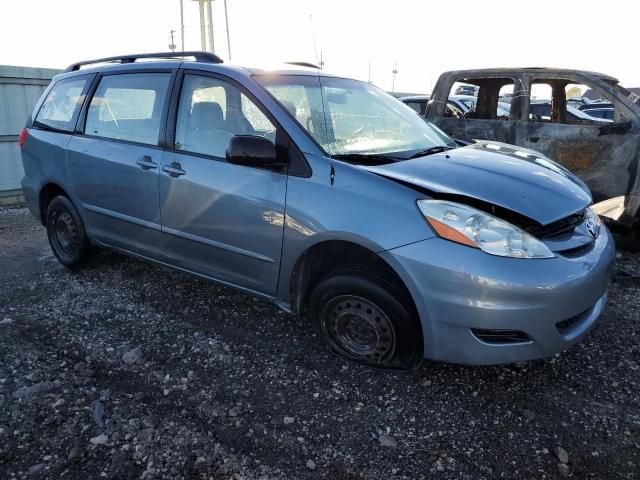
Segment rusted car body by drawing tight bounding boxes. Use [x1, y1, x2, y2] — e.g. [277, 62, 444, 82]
[425, 68, 640, 227]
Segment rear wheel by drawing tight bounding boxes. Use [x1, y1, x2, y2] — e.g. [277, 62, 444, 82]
[309, 268, 423, 369]
[46, 195, 91, 268]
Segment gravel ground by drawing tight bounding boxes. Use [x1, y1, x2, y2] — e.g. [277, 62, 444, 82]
[0, 206, 639, 479]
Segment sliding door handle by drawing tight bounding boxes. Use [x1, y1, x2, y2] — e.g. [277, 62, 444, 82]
[162, 162, 186, 177]
[136, 156, 158, 169]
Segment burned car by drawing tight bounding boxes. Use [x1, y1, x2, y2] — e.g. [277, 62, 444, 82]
[425, 68, 640, 227]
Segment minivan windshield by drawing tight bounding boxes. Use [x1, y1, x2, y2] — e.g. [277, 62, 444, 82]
[255, 75, 456, 160]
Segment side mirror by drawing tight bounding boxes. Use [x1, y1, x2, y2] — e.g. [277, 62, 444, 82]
[226, 135, 284, 170]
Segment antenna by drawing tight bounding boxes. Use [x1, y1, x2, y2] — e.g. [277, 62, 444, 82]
[309, 14, 319, 65]
[319, 51, 324, 70]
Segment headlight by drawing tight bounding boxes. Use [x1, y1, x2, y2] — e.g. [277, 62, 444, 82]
[584, 207, 602, 237]
[417, 199, 554, 259]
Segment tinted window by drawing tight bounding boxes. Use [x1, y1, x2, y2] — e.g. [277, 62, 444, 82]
[175, 74, 276, 158]
[85, 73, 170, 145]
[35, 77, 89, 132]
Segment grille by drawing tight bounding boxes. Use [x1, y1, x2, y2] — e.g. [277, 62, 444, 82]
[526, 209, 586, 239]
[471, 329, 531, 344]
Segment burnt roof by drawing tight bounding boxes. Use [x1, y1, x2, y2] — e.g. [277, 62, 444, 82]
[442, 67, 619, 84]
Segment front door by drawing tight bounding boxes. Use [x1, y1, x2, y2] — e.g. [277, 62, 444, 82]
[516, 75, 640, 205]
[67, 71, 173, 256]
[158, 72, 287, 296]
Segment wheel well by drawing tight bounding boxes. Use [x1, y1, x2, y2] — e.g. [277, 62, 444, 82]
[39, 183, 68, 225]
[290, 240, 417, 318]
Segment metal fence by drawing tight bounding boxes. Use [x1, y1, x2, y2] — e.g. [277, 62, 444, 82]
[0, 65, 60, 198]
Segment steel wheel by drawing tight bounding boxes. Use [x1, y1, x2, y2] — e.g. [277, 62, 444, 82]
[46, 195, 91, 268]
[52, 210, 78, 256]
[321, 295, 397, 363]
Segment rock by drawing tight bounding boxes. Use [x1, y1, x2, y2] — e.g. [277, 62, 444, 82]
[91, 400, 105, 428]
[28, 463, 45, 476]
[90, 433, 108, 445]
[122, 347, 144, 365]
[284, 416, 295, 425]
[306, 459, 316, 470]
[521, 409, 536, 420]
[229, 407, 240, 417]
[0, 317, 14, 325]
[0, 427, 5, 435]
[554, 445, 569, 464]
[14, 381, 63, 399]
[378, 433, 397, 448]
[557, 462, 570, 477]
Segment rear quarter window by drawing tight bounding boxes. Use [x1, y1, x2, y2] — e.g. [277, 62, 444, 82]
[34, 77, 90, 132]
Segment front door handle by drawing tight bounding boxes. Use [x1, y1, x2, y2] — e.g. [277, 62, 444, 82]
[162, 162, 186, 177]
[136, 155, 158, 169]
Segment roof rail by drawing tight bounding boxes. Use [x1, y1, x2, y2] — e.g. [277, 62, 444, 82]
[63, 51, 224, 73]
[285, 61, 321, 69]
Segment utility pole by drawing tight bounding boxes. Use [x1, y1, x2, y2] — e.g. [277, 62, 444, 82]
[179, 0, 185, 51]
[224, 0, 231, 59]
[206, 0, 214, 53]
[198, 0, 206, 51]
[169, 30, 177, 51]
[391, 62, 398, 93]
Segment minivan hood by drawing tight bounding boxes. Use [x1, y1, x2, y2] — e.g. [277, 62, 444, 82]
[362, 141, 592, 225]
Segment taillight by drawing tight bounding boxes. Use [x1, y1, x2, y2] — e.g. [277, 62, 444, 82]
[18, 128, 29, 149]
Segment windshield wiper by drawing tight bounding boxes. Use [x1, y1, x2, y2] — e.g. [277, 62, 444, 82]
[408, 145, 456, 159]
[332, 153, 399, 165]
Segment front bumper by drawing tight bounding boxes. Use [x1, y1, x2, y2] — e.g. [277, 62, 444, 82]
[381, 227, 615, 365]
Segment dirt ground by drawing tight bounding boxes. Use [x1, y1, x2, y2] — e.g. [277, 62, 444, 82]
[0, 206, 639, 479]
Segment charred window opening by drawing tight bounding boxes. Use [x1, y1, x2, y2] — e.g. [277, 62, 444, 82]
[529, 79, 622, 125]
[445, 78, 514, 121]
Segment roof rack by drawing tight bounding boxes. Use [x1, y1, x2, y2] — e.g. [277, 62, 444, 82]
[285, 61, 321, 69]
[63, 51, 223, 73]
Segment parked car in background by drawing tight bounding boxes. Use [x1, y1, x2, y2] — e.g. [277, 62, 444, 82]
[454, 84, 478, 96]
[21, 52, 614, 368]
[529, 101, 612, 123]
[425, 68, 640, 228]
[401, 95, 510, 119]
[580, 102, 615, 121]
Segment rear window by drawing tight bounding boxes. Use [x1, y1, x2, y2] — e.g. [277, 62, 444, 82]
[84, 73, 171, 145]
[34, 77, 90, 132]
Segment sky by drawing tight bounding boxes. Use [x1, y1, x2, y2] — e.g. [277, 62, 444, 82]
[1, 0, 637, 93]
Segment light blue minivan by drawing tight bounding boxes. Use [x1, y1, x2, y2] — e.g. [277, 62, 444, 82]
[20, 52, 615, 368]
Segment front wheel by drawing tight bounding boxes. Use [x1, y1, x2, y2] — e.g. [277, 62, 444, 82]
[46, 195, 92, 268]
[309, 269, 423, 369]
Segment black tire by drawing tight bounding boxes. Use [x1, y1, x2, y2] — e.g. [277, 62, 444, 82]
[309, 268, 423, 369]
[46, 195, 91, 268]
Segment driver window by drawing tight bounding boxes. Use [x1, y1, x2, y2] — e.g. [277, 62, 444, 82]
[445, 79, 513, 120]
[175, 74, 275, 158]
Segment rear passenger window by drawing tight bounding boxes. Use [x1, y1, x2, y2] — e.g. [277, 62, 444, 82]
[84, 73, 170, 145]
[35, 77, 90, 132]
